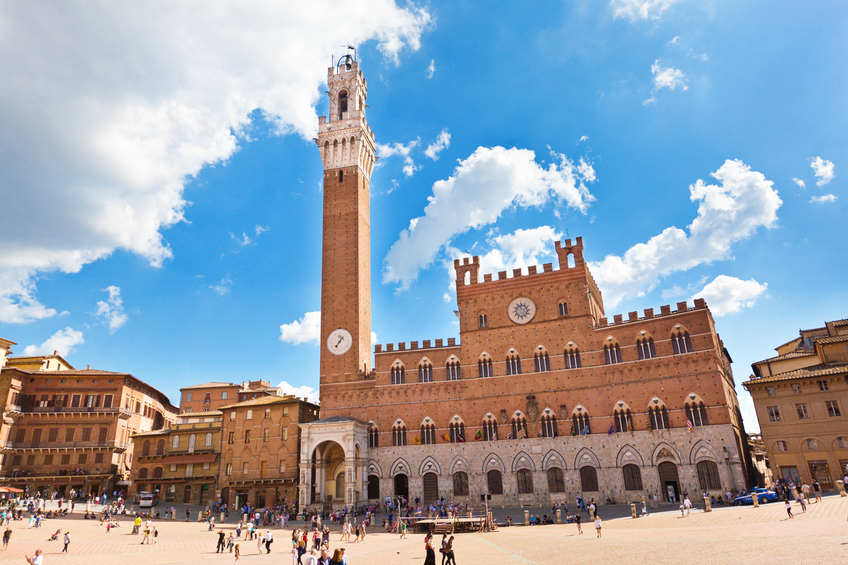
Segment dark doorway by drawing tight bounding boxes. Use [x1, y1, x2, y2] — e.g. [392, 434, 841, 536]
[368, 475, 380, 499]
[183, 485, 192, 504]
[658, 461, 680, 502]
[423, 473, 439, 504]
[394, 474, 409, 499]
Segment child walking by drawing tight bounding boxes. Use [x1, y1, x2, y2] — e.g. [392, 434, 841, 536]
[594, 515, 602, 538]
[784, 499, 793, 519]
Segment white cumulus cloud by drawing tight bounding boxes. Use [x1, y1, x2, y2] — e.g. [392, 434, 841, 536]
[279, 311, 321, 345]
[424, 129, 451, 160]
[23, 327, 85, 357]
[810, 194, 837, 204]
[611, 0, 678, 21]
[276, 380, 319, 404]
[810, 157, 835, 186]
[0, 2, 430, 324]
[426, 59, 435, 79]
[376, 139, 421, 176]
[383, 146, 596, 288]
[792, 177, 806, 189]
[693, 275, 768, 316]
[95, 286, 128, 333]
[644, 59, 688, 105]
[591, 159, 782, 308]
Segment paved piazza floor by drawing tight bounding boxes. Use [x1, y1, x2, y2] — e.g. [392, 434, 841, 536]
[1, 496, 846, 565]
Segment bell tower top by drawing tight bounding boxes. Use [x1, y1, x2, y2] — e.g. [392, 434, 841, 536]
[317, 55, 377, 179]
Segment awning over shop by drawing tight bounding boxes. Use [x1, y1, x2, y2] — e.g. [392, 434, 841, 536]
[163, 453, 218, 464]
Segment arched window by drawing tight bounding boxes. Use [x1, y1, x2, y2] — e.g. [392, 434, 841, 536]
[636, 337, 656, 360]
[580, 466, 599, 491]
[368, 425, 379, 448]
[614, 408, 633, 433]
[540, 415, 558, 438]
[153, 467, 163, 479]
[558, 302, 568, 316]
[139, 467, 149, 479]
[449, 421, 466, 443]
[511, 415, 528, 439]
[338, 90, 348, 118]
[696, 460, 721, 490]
[418, 361, 433, 383]
[506, 353, 522, 375]
[487, 469, 503, 495]
[142, 440, 150, 456]
[478, 314, 488, 328]
[478, 356, 493, 378]
[649, 405, 671, 430]
[622, 464, 643, 490]
[172, 435, 180, 449]
[391, 365, 406, 385]
[685, 401, 708, 427]
[420, 423, 436, 445]
[205, 433, 213, 447]
[482, 417, 498, 441]
[188, 434, 196, 453]
[604, 342, 622, 364]
[672, 328, 693, 354]
[547, 467, 565, 493]
[564, 347, 582, 369]
[446, 360, 461, 381]
[516, 469, 534, 494]
[572, 411, 591, 435]
[392, 424, 407, 447]
[156, 440, 164, 455]
[453, 472, 469, 496]
[534, 351, 550, 372]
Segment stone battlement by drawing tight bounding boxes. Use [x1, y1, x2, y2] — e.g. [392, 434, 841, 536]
[596, 298, 708, 328]
[375, 337, 458, 353]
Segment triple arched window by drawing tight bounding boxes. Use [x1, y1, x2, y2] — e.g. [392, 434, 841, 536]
[418, 362, 433, 383]
[672, 330, 693, 354]
[636, 337, 656, 360]
[391, 365, 405, 385]
[506, 354, 522, 375]
[392, 424, 407, 447]
[368, 426, 379, 448]
[482, 419, 498, 441]
[573, 411, 591, 435]
[534, 351, 550, 372]
[686, 402, 708, 427]
[564, 347, 581, 369]
[449, 422, 466, 443]
[420, 423, 436, 445]
[649, 406, 671, 430]
[604, 343, 622, 364]
[511, 416, 528, 439]
[540, 415, 558, 438]
[446, 361, 461, 381]
[478, 357, 493, 378]
[614, 408, 633, 433]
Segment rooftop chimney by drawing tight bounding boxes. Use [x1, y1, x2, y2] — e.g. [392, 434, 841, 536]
[53, 350, 58, 355]
[86, 365, 91, 370]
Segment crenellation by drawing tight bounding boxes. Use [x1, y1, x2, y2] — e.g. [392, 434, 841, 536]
[498, 271, 507, 280]
[543, 263, 553, 273]
[613, 314, 624, 324]
[660, 305, 672, 315]
[528, 266, 538, 275]
[676, 301, 689, 312]
[628, 311, 638, 322]
[644, 308, 654, 318]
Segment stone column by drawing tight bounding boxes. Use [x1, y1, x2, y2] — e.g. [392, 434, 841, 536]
[751, 493, 759, 507]
[836, 480, 846, 497]
[523, 510, 529, 525]
[344, 458, 355, 510]
[556, 509, 561, 524]
[630, 503, 637, 518]
[704, 496, 712, 512]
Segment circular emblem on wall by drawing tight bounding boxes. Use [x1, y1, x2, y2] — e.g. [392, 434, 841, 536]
[507, 297, 536, 324]
[326, 328, 353, 355]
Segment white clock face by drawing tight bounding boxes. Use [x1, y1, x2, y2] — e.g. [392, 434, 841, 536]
[507, 297, 536, 324]
[327, 328, 353, 355]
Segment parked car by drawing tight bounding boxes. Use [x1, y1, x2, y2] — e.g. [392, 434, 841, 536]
[734, 487, 779, 505]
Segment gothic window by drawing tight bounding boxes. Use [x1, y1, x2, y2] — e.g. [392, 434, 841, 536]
[540, 415, 558, 438]
[564, 348, 582, 369]
[649, 406, 671, 430]
[338, 90, 348, 118]
[534, 351, 550, 372]
[614, 409, 632, 433]
[547, 467, 565, 493]
[391, 365, 406, 385]
[636, 337, 656, 360]
[421, 423, 436, 445]
[572, 412, 591, 435]
[482, 419, 498, 441]
[392, 424, 407, 447]
[478, 314, 488, 328]
[446, 360, 461, 380]
[685, 401, 708, 427]
[449, 422, 466, 443]
[558, 302, 568, 316]
[506, 353, 522, 376]
[672, 329, 693, 354]
[368, 425, 379, 448]
[622, 464, 643, 490]
[580, 466, 599, 492]
[478, 357, 493, 378]
[696, 460, 721, 490]
[516, 469, 534, 494]
[487, 469, 503, 495]
[511, 416, 528, 439]
[453, 472, 469, 496]
[604, 343, 622, 364]
[418, 362, 433, 383]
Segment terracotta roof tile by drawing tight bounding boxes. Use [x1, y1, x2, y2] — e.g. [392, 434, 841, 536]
[813, 335, 848, 345]
[180, 382, 238, 390]
[219, 395, 303, 410]
[743, 362, 848, 386]
[757, 350, 817, 364]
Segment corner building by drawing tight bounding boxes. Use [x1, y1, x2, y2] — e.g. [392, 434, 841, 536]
[299, 60, 751, 511]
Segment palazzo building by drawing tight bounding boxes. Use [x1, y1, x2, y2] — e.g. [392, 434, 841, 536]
[744, 317, 848, 489]
[298, 58, 753, 510]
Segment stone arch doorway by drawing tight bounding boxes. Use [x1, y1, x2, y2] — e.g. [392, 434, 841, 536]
[368, 475, 380, 499]
[423, 473, 439, 504]
[394, 474, 409, 499]
[658, 461, 680, 502]
[310, 440, 348, 505]
[183, 485, 192, 504]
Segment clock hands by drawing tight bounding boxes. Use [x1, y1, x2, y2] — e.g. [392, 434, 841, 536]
[336, 336, 344, 347]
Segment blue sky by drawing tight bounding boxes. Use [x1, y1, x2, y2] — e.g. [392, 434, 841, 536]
[1, 1, 846, 431]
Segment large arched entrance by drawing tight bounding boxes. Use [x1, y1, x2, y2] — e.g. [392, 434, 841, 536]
[423, 473, 439, 505]
[394, 474, 409, 499]
[368, 475, 380, 499]
[658, 461, 680, 502]
[310, 440, 352, 507]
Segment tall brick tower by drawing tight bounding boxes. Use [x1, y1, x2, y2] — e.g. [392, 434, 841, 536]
[316, 56, 377, 385]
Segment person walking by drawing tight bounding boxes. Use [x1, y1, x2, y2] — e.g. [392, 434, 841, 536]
[228, 533, 235, 552]
[574, 512, 583, 534]
[784, 499, 793, 519]
[812, 480, 822, 503]
[234, 544, 240, 565]
[797, 493, 807, 513]
[256, 531, 264, 554]
[25, 548, 43, 565]
[443, 536, 456, 565]
[400, 520, 407, 539]
[217, 530, 226, 553]
[141, 523, 151, 544]
[594, 515, 602, 538]
[683, 497, 692, 516]
[62, 532, 70, 553]
[423, 533, 436, 565]
[265, 530, 273, 553]
[440, 533, 449, 565]
[3, 526, 11, 550]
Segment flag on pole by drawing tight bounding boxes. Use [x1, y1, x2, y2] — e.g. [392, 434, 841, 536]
[626, 417, 632, 433]
[686, 419, 693, 433]
[646, 418, 652, 433]
[492, 431, 497, 441]
[441, 433, 451, 442]
[580, 425, 590, 435]
[608, 424, 616, 435]
[507, 431, 513, 440]
[475, 430, 483, 441]
[457, 433, 465, 443]
[413, 436, 421, 444]
[570, 424, 576, 436]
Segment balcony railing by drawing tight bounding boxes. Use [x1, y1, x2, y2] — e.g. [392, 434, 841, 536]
[3, 441, 129, 450]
